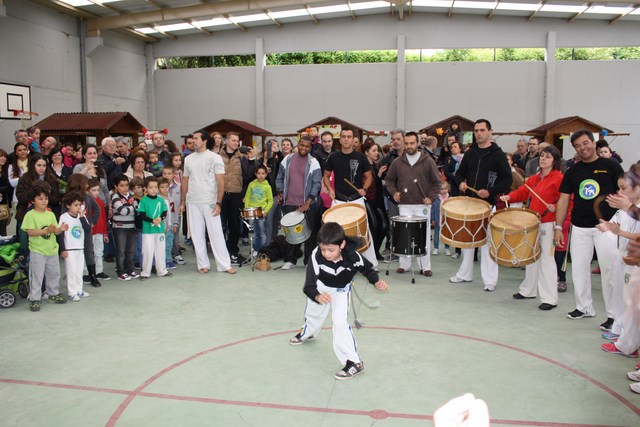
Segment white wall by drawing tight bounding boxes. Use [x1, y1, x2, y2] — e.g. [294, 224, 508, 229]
[0, 0, 147, 152]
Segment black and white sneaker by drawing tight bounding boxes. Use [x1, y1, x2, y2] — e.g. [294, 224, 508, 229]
[599, 317, 614, 331]
[230, 254, 247, 265]
[335, 360, 364, 380]
[289, 333, 314, 346]
[567, 309, 594, 320]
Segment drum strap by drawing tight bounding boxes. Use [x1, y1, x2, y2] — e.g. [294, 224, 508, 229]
[335, 191, 361, 202]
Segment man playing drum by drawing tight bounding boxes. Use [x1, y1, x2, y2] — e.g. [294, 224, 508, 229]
[323, 128, 379, 268]
[276, 137, 322, 270]
[449, 119, 512, 291]
[384, 131, 441, 276]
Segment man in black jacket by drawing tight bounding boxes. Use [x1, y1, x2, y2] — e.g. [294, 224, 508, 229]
[449, 119, 512, 291]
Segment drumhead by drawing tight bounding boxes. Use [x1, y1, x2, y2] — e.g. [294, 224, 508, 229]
[281, 211, 304, 226]
[391, 215, 427, 223]
[443, 197, 491, 214]
[324, 204, 365, 224]
[491, 209, 539, 229]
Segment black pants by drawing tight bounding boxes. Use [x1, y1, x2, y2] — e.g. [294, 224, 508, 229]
[221, 192, 243, 256]
[365, 200, 388, 257]
[114, 227, 137, 275]
[555, 250, 567, 282]
[282, 204, 319, 265]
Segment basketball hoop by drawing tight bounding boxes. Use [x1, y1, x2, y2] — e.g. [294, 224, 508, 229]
[11, 109, 39, 128]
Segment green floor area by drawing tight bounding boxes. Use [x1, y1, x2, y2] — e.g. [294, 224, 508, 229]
[1, 248, 638, 426]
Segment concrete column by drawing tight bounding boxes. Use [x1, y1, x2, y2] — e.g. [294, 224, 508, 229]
[544, 31, 557, 123]
[255, 38, 266, 130]
[145, 43, 156, 129]
[396, 34, 406, 130]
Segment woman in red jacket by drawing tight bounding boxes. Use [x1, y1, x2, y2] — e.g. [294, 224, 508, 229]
[500, 145, 564, 311]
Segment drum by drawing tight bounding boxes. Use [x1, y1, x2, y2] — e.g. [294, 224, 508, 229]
[391, 216, 428, 256]
[440, 197, 492, 249]
[489, 208, 541, 267]
[322, 203, 370, 253]
[241, 207, 264, 221]
[280, 211, 311, 245]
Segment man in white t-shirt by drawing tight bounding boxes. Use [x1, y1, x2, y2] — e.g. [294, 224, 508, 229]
[179, 131, 236, 274]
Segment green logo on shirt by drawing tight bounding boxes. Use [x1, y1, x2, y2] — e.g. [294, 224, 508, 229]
[578, 179, 599, 200]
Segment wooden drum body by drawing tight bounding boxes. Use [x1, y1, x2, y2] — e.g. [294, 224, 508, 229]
[440, 197, 492, 249]
[489, 208, 541, 267]
[322, 203, 370, 253]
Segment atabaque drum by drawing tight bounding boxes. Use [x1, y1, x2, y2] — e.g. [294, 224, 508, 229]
[322, 203, 370, 253]
[391, 216, 428, 256]
[489, 208, 541, 267]
[241, 207, 264, 221]
[280, 211, 311, 245]
[440, 197, 491, 249]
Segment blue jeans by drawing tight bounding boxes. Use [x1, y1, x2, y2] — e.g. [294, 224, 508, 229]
[165, 229, 174, 263]
[432, 222, 449, 251]
[252, 218, 266, 252]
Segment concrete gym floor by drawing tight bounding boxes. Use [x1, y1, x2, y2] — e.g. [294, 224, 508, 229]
[1, 246, 639, 427]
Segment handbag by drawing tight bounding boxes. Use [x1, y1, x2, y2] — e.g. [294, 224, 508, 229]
[0, 204, 10, 221]
[254, 253, 271, 271]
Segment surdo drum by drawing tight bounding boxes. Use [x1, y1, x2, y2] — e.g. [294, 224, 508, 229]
[440, 197, 492, 249]
[322, 203, 370, 253]
[489, 208, 541, 267]
[390, 216, 428, 256]
[280, 211, 311, 245]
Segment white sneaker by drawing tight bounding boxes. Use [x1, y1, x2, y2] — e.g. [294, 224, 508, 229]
[78, 291, 90, 298]
[451, 253, 460, 259]
[252, 250, 258, 258]
[449, 276, 472, 283]
[432, 249, 439, 255]
[70, 294, 80, 302]
[445, 249, 452, 256]
[628, 370, 640, 381]
[630, 382, 640, 394]
[174, 255, 186, 265]
[281, 262, 295, 270]
[484, 283, 497, 292]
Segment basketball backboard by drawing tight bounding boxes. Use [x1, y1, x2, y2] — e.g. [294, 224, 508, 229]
[0, 82, 32, 120]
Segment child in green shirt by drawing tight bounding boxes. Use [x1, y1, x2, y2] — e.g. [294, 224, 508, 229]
[21, 181, 69, 312]
[244, 165, 273, 256]
[137, 176, 171, 280]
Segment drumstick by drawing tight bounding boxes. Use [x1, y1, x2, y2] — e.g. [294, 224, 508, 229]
[466, 186, 480, 195]
[343, 178, 361, 193]
[524, 184, 552, 209]
[413, 179, 426, 199]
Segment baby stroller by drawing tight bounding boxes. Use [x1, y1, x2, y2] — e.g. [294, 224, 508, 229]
[0, 236, 29, 309]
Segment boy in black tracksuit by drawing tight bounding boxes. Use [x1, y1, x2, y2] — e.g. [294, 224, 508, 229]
[289, 222, 388, 380]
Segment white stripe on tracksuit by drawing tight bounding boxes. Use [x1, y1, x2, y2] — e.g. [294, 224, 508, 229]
[297, 281, 360, 365]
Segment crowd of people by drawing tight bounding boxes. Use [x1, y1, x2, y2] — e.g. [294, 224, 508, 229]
[3, 120, 640, 391]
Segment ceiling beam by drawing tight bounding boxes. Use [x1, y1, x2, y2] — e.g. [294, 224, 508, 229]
[448, 0, 455, 18]
[528, 1, 545, 21]
[609, 4, 638, 24]
[225, 15, 247, 31]
[88, 0, 324, 32]
[306, 5, 319, 24]
[152, 24, 177, 40]
[189, 19, 214, 35]
[346, 1, 357, 21]
[488, 0, 500, 20]
[265, 9, 283, 27]
[569, 3, 591, 23]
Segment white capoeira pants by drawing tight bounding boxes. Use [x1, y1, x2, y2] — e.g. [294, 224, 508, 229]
[517, 222, 558, 305]
[297, 282, 361, 365]
[397, 204, 431, 271]
[187, 203, 232, 271]
[141, 233, 167, 277]
[610, 258, 632, 335]
[65, 250, 85, 297]
[569, 225, 617, 317]
[332, 197, 378, 268]
[614, 266, 640, 355]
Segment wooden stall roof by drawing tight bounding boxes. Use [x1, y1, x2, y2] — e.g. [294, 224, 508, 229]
[297, 116, 369, 136]
[419, 115, 475, 134]
[527, 116, 613, 134]
[35, 112, 143, 134]
[201, 119, 271, 136]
